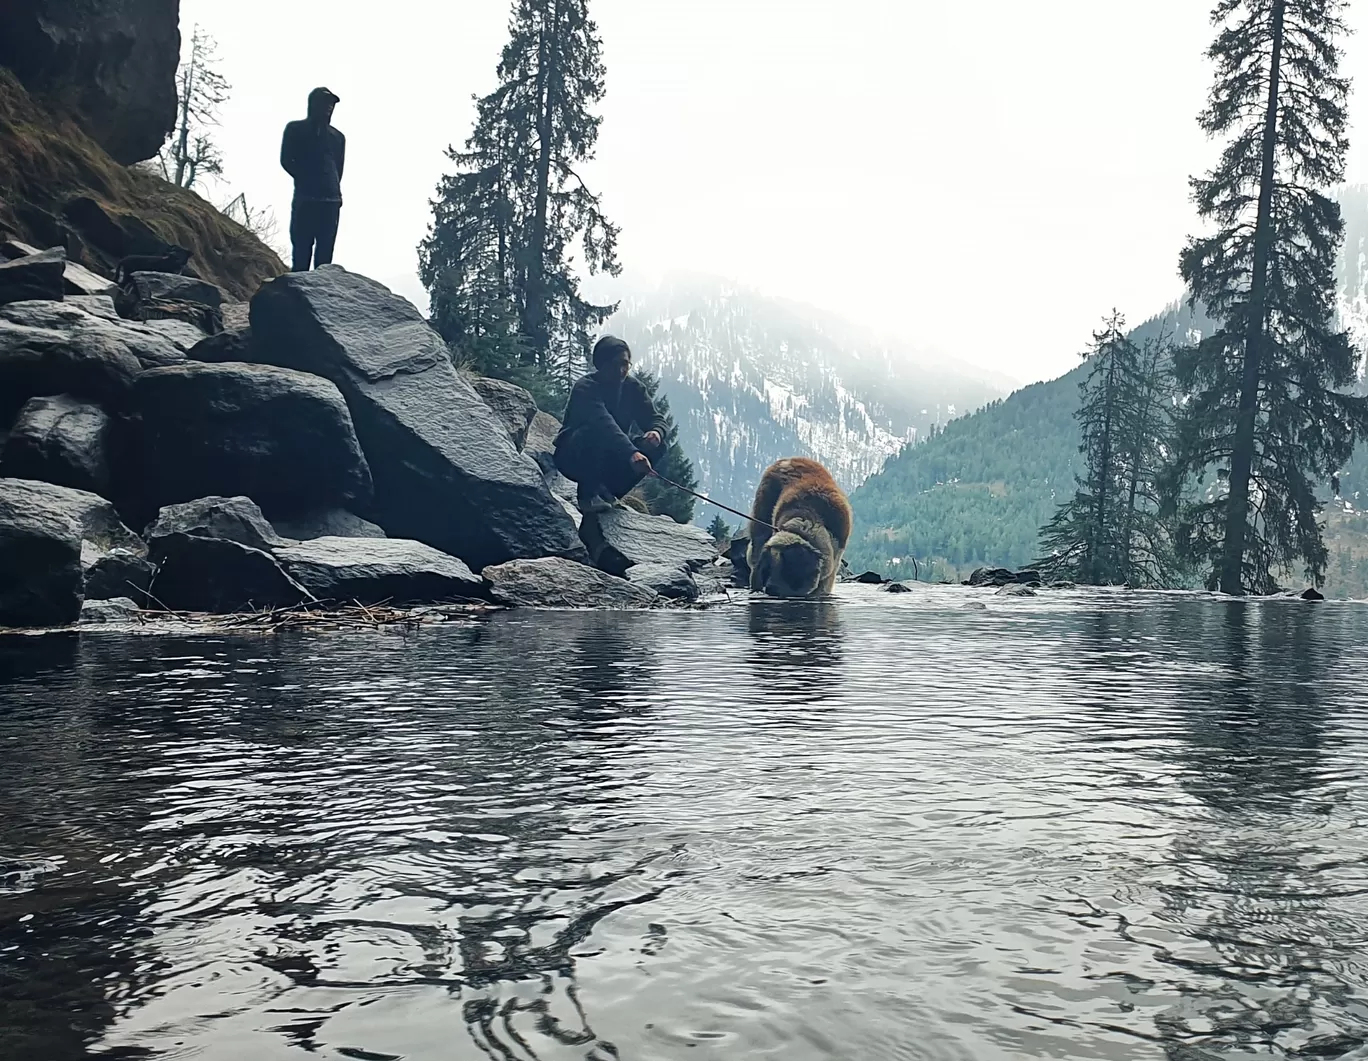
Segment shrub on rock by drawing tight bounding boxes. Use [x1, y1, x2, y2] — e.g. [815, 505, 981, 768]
[249, 266, 584, 570]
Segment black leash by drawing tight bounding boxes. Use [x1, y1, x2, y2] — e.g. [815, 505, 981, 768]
[648, 469, 782, 536]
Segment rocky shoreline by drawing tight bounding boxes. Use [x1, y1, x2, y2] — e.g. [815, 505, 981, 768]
[0, 251, 733, 630]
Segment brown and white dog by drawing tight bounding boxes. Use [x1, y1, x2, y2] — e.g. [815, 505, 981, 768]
[747, 457, 853, 598]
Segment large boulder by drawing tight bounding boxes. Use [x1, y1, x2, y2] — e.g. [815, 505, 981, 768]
[0, 485, 83, 626]
[0, 0, 180, 165]
[126, 271, 225, 309]
[130, 361, 372, 521]
[270, 508, 386, 541]
[467, 374, 538, 451]
[144, 496, 285, 554]
[83, 547, 154, 602]
[0, 477, 148, 624]
[524, 410, 563, 478]
[80, 595, 140, 623]
[2, 243, 121, 298]
[274, 537, 486, 605]
[579, 508, 718, 577]
[148, 533, 312, 613]
[482, 557, 659, 609]
[249, 267, 584, 569]
[0, 299, 182, 419]
[0, 246, 66, 305]
[0, 394, 111, 495]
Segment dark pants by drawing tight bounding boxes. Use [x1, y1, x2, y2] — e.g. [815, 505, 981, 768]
[554, 429, 664, 499]
[290, 199, 341, 271]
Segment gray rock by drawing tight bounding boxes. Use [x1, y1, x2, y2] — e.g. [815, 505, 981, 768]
[725, 534, 751, 585]
[523, 410, 562, 477]
[64, 294, 120, 320]
[0, 0, 180, 164]
[579, 507, 718, 577]
[626, 562, 700, 601]
[136, 318, 211, 352]
[145, 496, 285, 554]
[80, 596, 140, 623]
[996, 583, 1037, 597]
[0, 299, 182, 419]
[270, 508, 386, 541]
[0, 477, 147, 625]
[884, 580, 915, 593]
[0, 486, 83, 627]
[148, 533, 312, 614]
[127, 271, 225, 309]
[83, 547, 155, 602]
[966, 567, 1017, 588]
[187, 328, 254, 363]
[0, 247, 65, 306]
[274, 536, 486, 605]
[468, 374, 538, 450]
[0, 239, 43, 260]
[130, 361, 372, 521]
[249, 266, 584, 569]
[962, 601, 989, 611]
[853, 570, 887, 584]
[63, 260, 117, 297]
[0, 394, 111, 495]
[483, 557, 659, 609]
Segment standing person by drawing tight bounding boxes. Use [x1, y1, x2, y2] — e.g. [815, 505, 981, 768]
[554, 336, 668, 513]
[280, 87, 345, 271]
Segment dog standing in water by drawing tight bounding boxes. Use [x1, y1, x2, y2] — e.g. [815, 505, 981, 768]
[747, 457, 853, 598]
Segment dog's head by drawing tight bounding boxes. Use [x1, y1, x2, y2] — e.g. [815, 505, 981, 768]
[754, 530, 825, 598]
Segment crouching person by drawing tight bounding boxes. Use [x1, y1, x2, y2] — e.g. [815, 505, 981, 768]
[555, 335, 667, 513]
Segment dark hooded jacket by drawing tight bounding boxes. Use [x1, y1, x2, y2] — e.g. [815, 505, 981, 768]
[555, 370, 668, 462]
[280, 119, 346, 203]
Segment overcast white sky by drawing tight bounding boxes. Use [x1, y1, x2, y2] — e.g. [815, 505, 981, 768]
[181, 0, 1368, 385]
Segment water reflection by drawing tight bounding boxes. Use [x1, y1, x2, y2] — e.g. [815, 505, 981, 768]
[746, 599, 845, 704]
[2, 594, 1368, 1060]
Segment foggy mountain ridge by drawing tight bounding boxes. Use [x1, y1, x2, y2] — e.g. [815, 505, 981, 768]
[604, 275, 1008, 525]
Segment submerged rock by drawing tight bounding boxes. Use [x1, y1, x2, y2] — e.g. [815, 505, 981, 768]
[149, 533, 311, 613]
[482, 557, 659, 609]
[0, 247, 65, 306]
[1301, 588, 1326, 602]
[270, 508, 386, 541]
[579, 507, 717, 577]
[996, 583, 1037, 597]
[468, 374, 538, 451]
[274, 536, 486, 605]
[853, 570, 887, 584]
[626, 561, 700, 601]
[884, 580, 915, 593]
[966, 567, 1016, 588]
[145, 496, 285, 554]
[0, 394, 111, 495]
[249, 266, 584, 569]
[130, 361, 372, 520]
[79, 595, 140, 623]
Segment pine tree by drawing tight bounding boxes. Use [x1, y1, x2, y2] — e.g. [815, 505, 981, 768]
[421, 0, 621, 406]
[707, 515, 732, 545]
[632, 371, 698, 524]
[1035, 313, 1178, 586]
[1168, 0, 1368, 594]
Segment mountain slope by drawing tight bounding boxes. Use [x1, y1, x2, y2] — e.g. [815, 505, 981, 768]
[606, 276, 1007, 525]
[846, 184, 1368, 592]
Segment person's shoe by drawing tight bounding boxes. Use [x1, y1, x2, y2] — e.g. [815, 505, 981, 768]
[577, 482, 614, 514]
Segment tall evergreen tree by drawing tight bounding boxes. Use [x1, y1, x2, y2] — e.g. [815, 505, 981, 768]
[707, 515, 732, 546]
[420, 0, 621, 406]
[631, 371, 698, 524]
[1168, 0, 1367, 593]
[1035, 313, 1177, 586]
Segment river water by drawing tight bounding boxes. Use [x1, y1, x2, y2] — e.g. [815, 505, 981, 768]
[3, 585, 1368, 1061]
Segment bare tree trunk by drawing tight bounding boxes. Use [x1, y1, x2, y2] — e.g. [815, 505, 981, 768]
[523, 0, 560, 366]
[1220, 0, 1285, 595]
[173, 36, 198, 188]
